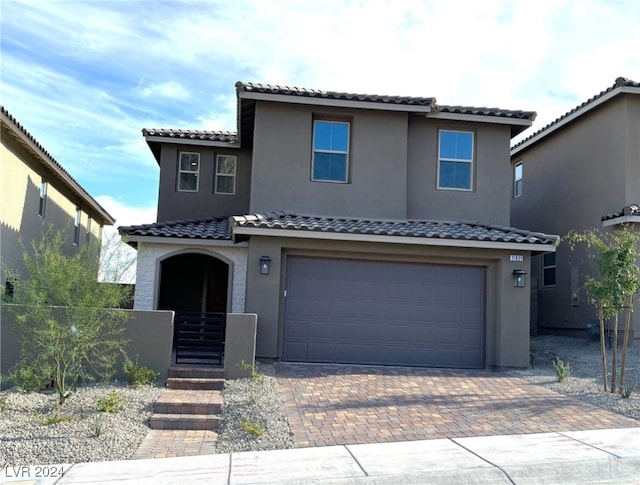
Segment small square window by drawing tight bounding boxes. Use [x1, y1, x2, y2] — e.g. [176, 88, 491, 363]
[312, 120, 349, 183]
[215, 155, 237, 195]
[438, 130, 473, 190]
[178, 152, 200, 192]
[514, 162, 523, 198]
[542, 252, 556, 287]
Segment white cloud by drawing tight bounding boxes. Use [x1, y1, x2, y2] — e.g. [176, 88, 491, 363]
[95, 195, 157, 228]
[136, 81, 189, 100]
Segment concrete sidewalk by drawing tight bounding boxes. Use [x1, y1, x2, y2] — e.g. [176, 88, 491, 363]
[2, 427, 639, 484]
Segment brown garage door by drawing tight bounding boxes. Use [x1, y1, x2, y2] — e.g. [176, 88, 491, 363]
[283, 256, 485, 368]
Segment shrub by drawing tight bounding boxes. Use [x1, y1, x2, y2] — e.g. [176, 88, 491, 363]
[5, 228, 130, 404]
[552, 357, 571, 383]
[92, 415, 105, 437]
[0, 395, 7, 413]
[97, 391, 123, 413]
[621, 383, 636, 399]
[123, 357, 158, 388]
[239, 419, 264, 437]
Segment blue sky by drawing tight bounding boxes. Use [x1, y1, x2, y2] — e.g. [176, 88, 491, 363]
[2, 0, 640, 229]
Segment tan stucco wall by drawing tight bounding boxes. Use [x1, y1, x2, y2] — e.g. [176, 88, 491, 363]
[511, 94, 640, 340]
[244, 235, 532, 369]
[1, 135, 103, 282]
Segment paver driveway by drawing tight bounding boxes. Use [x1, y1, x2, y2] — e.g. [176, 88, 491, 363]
[276, 364, 639, 448]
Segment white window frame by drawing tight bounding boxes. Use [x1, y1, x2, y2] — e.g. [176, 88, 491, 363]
[39, 178, 47, 217]
[437, 129, 474, 191]
[178, 152, 200, 192]
[74, 207, 81, 246]
[215, 155, 237, 195]
[86, 216, 92, 243]
[514, 162, 523, 198]
[311, 120, 350, 183]
[542, 252, 556, 288]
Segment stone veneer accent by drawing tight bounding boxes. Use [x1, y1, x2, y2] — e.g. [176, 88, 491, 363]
[133, 242, 248, 313]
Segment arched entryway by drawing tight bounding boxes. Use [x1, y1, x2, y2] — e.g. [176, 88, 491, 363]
[158, 253, 230, 365]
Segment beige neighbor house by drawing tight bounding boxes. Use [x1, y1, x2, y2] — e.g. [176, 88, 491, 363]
[121, 82, 558, 370]
[510, 77, 640, 342]
[1, 106, 115, 291]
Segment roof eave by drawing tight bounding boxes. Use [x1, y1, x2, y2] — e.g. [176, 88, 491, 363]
[237, 90, 433, 113]
[427, 112, 533, 137]
[602, 215, 640, 227]
[232, 226, 558, 252]
[143, 134, 240, 149]
[1, 111, 115, 225]
[512, 86, 640, 157]
[120, 234, 245, 247]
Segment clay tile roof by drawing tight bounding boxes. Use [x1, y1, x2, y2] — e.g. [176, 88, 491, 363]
[601, 204, 640, 221]
[233, 212, 558, 245]
[119, 217, 231, 242]
[512, 77, 640, 153]
[142, 128, 238, 144]
[437, 104, 536, 121]
[235, 81, 436, 107]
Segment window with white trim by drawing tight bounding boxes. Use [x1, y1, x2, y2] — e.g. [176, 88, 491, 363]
[86, 216, 92, 243]
[178, 152, 200, 192]
[215, 155, 237, 195]
[74, 207, 81, 246]
[542, 252, 556, 287]
[312, 120, 349, 183]
[438, 130, 473, 190]
[39, 179, 47, 217]
[514, 162, 523, 198]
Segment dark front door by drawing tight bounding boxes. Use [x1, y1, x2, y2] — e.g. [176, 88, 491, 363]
[158, 253, 229, 364]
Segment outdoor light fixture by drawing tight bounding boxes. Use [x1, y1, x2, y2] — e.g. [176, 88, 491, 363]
[512, 269, 527, 288]
[259, 256, 272, 275]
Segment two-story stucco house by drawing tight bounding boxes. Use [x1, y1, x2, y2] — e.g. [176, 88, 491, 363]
[121, 82, 558, 369]
[1, 107, 114, 291]
[511, 77, 640, 342]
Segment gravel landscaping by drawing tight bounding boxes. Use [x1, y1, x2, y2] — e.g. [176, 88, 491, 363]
[507, 334, 640, 421]
[1, 335, 638, 467]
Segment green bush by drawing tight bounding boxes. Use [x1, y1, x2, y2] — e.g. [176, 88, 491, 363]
[123, 357, 158, 388]
[0, 395, 8, 413]
[97, 391, 123, 413]
[12, 366, 52, 392]
[552, 357, 572, 383]
[239, 419, 264, 437]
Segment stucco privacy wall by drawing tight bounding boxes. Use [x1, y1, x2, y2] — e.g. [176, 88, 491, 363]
[1, 306, 174, 385]
[133, 242, 248, 312]
[244, 235, 533, 369]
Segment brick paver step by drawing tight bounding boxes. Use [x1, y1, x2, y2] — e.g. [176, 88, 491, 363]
[168, 366, 226, 379]
[154, 389, 223, 415]
[149, 413, 220, 431]
[166, 377, 225, 390]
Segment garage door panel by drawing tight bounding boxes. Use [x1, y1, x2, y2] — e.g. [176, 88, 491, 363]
[284, 257, 485, 368]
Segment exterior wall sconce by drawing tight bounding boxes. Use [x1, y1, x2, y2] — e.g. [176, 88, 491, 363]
[259, 256, 272, 275]
[512, 269, 527, 288]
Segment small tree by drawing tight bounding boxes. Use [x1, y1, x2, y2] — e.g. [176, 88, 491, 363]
[5, 228, 130, 404]
[566, 226, 640, 394]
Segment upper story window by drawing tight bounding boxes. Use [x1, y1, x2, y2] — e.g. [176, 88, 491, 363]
[438, 130, 473, 190]
[86, 216, 92, 243]
[74, 207, 81, 246]
[178, 152, 200, 192]
[542, 252, 556, 287]
[39, 179, 47, 217]
[514, 162, 523, 198]
[215, 155, 237, 195]
[312, 120, 349, 183]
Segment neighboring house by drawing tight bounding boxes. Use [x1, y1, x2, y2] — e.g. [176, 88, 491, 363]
[510, 77, 640, 341]
[121, 82, 558, 369]
[1, 106, 115, 290]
